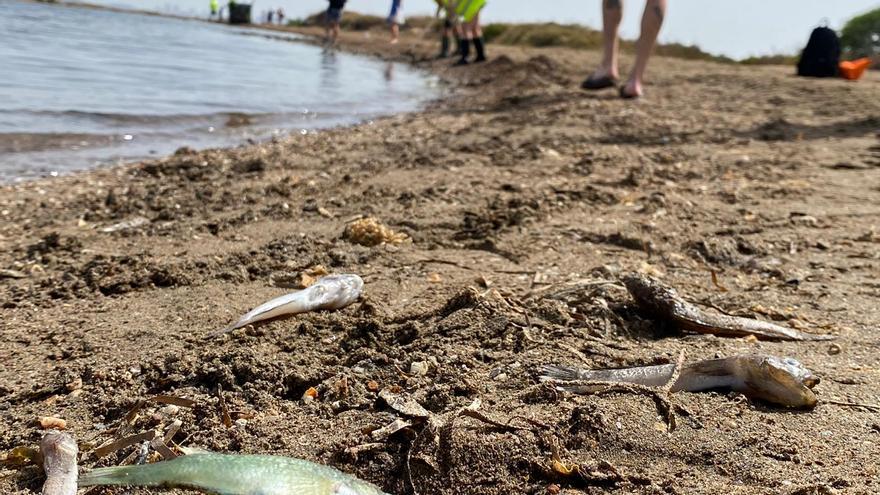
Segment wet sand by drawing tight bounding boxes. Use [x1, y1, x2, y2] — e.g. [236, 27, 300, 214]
[2, 24, 880, 495]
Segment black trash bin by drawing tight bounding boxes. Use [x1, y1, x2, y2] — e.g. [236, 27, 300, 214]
[228, 2, 252, 24]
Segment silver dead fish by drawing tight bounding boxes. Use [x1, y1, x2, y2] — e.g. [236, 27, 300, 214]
[214, 274, 364, 336]
[541, 354, 820, 408]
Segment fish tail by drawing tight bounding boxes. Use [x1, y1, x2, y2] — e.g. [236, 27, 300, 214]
[539, 364, 586, 382]
[79, 463, 169, 487]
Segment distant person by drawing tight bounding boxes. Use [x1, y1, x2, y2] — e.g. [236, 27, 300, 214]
[268, 9, 274, 24]
[277, 8, 285, 25]
[434, 0, 459, 58]
[455, 0, 486, 65]
[209, 0, 218, 20]
[326, 0, 346, 45]
[388, 0, 403, 45]
[581, 0, 667, 98]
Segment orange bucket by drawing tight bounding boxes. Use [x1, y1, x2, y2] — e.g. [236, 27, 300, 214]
[839, 58, 871, 80]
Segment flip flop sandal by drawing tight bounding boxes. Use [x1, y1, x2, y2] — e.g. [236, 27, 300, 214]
[618, 85, 641, 99]
[581, 74, 619, 90]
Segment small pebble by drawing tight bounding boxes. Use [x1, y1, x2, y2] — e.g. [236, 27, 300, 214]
[366, 380, 380, 392]
[828, 343, 842, 355]
[410, 361, 429, 376]
[234, 418, 248, 428]
[160, 405, 180, 417]
[302, 387, 318, 404]
[66, 378, 83, 391]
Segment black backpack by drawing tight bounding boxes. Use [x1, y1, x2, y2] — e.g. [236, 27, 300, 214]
[797, 25, 840, 77]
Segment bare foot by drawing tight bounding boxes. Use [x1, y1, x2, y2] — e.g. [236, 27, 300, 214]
[390, 38, 399, 45]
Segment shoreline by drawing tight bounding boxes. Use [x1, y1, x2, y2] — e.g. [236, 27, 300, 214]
[4, 0, 453, 185]
[3, 5, 880, 494]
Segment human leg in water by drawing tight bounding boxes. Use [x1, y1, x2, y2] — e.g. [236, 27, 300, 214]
[620, 0, 666, 98]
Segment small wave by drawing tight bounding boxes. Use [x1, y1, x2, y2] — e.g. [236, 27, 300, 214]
[0, 109, 278, 126]
[0, 132, 116, 153]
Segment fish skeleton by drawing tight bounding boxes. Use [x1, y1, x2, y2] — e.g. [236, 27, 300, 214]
[79, 450, 390, 495]
[215, 274, 364, 336]
[541, 354, 820, 408]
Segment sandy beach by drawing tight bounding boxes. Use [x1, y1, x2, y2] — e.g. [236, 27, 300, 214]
[2, 21, 880, 494]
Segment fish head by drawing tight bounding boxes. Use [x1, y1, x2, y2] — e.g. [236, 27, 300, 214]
[743, 356, 818, 408]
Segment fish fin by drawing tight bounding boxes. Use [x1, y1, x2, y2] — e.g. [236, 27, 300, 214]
[178, 446, 213, 456]
[206, 320, 242, 338]
[79, 465, 161, 487]
[539, 364, 584, 382]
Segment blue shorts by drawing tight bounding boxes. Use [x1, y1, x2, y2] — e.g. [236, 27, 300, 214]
[387, 0, 402, 23]
[326, 7, 342, 22]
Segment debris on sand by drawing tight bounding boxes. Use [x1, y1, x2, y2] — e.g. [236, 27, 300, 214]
[0, 268, 28, 279]
[542, 354, 820, 408]
[623, 273, 835, 341]
[38, 417, 67, 430]
[40, 431, 78, 495]
[99, 216, 150, 233]
[78, 450, 390, 495]
[214, 274, 364, 336]
[343, 217, 409, 247]
[273, 265, 330, 289]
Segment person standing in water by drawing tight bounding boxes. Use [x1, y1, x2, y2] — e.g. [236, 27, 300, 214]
[388, 0, 404, 45]
[209, 0, 218, 19]
[455, 0, 486, 65]
[581, 0, 667, 98]
[325, 0, 346, 45]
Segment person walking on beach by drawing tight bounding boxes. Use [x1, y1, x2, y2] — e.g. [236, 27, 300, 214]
[455, 0, 487, 65]
[209, 0, 219, 19]
[581, 0, 667, 98]
[277, 8, 285, 25]
[388, 0, 404, 45]
[325, 0, 346, 45]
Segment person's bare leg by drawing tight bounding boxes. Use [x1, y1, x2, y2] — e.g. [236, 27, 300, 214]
[622, 0, 666, 97]
[589, 0, 623, 81]
[390, 23, 399, 44]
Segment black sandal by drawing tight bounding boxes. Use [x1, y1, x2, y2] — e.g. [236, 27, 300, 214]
[581, 74, 619, 90]
[618, 84, 640, 99]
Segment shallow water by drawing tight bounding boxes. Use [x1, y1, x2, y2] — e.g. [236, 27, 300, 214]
[0, 0, 440, 182]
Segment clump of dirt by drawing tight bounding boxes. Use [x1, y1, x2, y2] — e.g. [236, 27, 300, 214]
[343, 217, 411, 247]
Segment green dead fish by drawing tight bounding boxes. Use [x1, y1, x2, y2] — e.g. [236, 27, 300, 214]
[78, 449, 390, 495]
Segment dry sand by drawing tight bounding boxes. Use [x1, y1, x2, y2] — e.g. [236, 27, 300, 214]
[2, 24, 880, 495]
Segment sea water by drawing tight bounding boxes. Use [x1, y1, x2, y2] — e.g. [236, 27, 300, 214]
[0, 0, 439, 181]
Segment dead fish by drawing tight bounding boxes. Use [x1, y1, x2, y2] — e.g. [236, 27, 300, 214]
[41, 431, 78, 495]
[213, 274, 363, 336]
[79, 448, 389, 495]
[541, 354, 820, 408]
[623, 273, 834, 341]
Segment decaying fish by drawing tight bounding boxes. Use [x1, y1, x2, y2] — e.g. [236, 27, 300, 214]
[623, 274, 834, 341]
[215, 274, 364, 336]
[41, 431, 79, 495]
[79, 449, 389, 495]
[541, 354, 820, 408]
